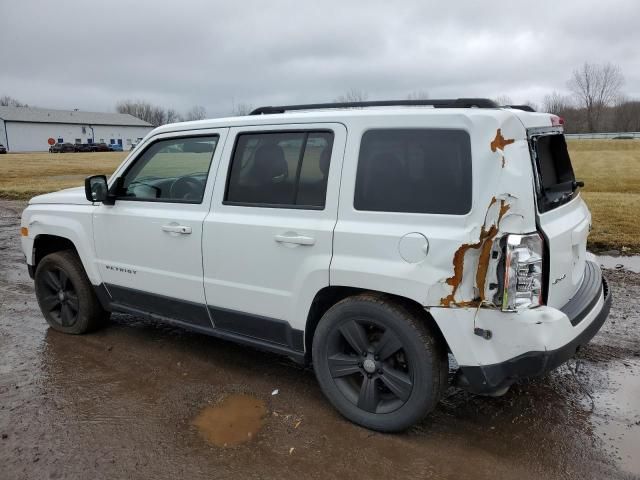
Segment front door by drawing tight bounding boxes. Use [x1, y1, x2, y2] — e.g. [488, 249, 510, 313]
[202, 124, 346, 350]
[93, 130, 227, 328]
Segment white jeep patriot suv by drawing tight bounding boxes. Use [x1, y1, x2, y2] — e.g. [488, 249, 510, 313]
[21, 99, 611, 432]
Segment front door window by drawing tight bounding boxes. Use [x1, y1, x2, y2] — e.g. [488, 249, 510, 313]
[117, 136, 219, 203]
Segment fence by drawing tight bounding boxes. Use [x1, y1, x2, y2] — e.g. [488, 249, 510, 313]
[565, 132, 640, 140]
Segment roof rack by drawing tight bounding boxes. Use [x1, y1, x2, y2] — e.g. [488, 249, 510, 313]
[250, 98, 498, 115]
[504, 105, 536, 112]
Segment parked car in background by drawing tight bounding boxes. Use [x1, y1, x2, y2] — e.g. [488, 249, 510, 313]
[74, 143, 92, 152]
[0, 143, 7, 154]
[109, 143, 123, 152]
[90, 143, 110, 152]
[49, 143, 76, 153]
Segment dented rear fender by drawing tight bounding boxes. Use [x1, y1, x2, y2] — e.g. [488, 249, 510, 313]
[430, 118, 538, 309]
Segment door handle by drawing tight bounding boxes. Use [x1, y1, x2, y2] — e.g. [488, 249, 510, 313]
[274, 233, 315, 246]
[162, 224, 192, 234]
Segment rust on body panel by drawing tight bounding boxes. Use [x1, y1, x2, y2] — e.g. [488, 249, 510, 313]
[490, 129, 515, 168]
[440, 197, 510, 308]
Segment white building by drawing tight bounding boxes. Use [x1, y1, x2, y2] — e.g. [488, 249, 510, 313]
[0, 106, 153, 152]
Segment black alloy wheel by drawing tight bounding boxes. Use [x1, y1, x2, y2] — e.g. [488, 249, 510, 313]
[313, 294, 448, 432]
[34, 250, 108, 334]
[327, 318, 413, 414]
[38, 267, 80, 328]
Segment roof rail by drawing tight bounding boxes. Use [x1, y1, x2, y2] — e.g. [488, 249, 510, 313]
[250, 98, 498, 115]
[504, 105, 536, 112]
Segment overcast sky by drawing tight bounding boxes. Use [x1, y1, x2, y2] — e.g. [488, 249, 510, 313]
[1, 0, 639, 117]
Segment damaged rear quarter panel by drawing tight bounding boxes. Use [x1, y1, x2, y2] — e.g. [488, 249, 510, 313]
[430, 115, 538, 308]
[331, 112, 537, 311]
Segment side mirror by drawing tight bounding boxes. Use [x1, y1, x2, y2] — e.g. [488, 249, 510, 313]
[85, 175, 112, 204]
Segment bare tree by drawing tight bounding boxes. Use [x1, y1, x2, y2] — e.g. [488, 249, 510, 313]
[117, 100, 208, 126]
[542, 92, 571, 114]
[148, 108, 167, 127]
[567, 62, 624, 132]
[184, 105, 207, 121]
[230, 101, 254, 116]
[116, 100, 167, 127]
[166, 109, 183, 124]
[493, 95, 513, 106]
[334, 89, 368, 103]
[612, 96, 640, 132]
[406, 90, 429, 100]
[0, 95, 28, 107]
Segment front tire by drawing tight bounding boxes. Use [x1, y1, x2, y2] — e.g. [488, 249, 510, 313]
[312, 294, 448, 432]
[34, 250, 109, 334]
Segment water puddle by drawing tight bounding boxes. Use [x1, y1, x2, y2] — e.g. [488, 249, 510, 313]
[596, 255, 640, 273]
[192, 394, 267, 447]
[589, 359, 640, 474]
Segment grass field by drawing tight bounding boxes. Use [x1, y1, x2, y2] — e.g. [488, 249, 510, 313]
[568, 140, 640, 253]
[0, 152, 126, 200]
[0, 140, 638, 252]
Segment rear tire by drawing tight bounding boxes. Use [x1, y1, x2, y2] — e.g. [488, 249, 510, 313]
[312, 293, 448, 432]
[34, 250, 109, 334]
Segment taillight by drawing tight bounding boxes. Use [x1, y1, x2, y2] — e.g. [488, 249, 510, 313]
[550, 115, 564, 127]
[502, 233, 544, 311]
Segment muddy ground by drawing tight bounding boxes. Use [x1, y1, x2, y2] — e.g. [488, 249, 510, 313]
[1, 198, 639, 480]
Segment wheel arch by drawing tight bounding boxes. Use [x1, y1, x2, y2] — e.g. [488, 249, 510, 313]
[30, 231, 99, 285]
[304, 286, 449, 360]
[33, 234, 78, 268]
[24, 208, 100, 285]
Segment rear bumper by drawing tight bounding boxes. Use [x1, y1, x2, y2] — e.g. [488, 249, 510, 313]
[457, 265, 611, 394]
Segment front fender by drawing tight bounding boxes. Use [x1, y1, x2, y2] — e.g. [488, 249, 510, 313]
[21, 205, 101, 285]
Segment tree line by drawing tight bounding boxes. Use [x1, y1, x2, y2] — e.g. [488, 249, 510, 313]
[540, 62, 639, 133]
[115, 101, 207, 127]
[2, 62, 638, 132]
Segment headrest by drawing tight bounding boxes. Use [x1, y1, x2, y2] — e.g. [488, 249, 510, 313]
[253, 144, 288, 182]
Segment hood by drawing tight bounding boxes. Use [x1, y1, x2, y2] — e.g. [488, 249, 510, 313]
[29, 186, 91, 205]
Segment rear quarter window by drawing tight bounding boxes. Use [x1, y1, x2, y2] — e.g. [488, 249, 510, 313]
[354, 129, 472, 214]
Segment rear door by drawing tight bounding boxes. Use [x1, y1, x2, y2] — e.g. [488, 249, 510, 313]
[202, 123, 346, 350]
[530, 131, 590, 308]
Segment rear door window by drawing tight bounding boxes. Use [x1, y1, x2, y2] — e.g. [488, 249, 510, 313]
[225, 131, 334, 208]
[354, 129, 472, 214]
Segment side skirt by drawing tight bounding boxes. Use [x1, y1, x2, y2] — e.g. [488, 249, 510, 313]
[94, 283, 306, 364]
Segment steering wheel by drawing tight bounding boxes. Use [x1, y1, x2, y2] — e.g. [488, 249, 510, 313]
[170, 176, 204, 201]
